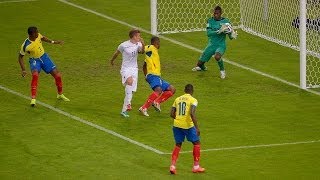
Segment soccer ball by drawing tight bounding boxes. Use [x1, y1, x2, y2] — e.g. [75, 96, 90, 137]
[223, 23, 233, 34]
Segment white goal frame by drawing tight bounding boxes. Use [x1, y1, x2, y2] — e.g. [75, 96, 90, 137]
[150, 0, 317, 89]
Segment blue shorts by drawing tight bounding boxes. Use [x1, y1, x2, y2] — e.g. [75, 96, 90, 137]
[29, 53, 56, 74]
[173, 126, 200, 144]
[146, 74, 170, 91]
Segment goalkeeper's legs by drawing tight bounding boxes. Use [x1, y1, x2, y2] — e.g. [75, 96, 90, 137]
[214, 51, 226, 79]
[215, 53, 224, 71]
[198, 61, 207, 71]
[192, 45, 215, 71]
[192, 61, 207, 71]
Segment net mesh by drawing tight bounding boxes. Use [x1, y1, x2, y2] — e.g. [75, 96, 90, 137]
[156, 0, 320, 88]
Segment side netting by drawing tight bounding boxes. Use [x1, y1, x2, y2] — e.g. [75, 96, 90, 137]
[240, 0, 319, 88]
[155, 0, 319, 88]
[305, 2, 320, 88]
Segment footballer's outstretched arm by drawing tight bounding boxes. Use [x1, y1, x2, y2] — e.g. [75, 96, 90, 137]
[41, 36, 64, 45]
[18, 54, 27, 77]
[190, 105, 200, 136]
[110, 50, 120, 66]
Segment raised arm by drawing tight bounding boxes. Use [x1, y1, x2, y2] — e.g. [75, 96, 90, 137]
[41, 36, 64, 45]
[110, 50, 121, 66]
[138, 38, 145, 54]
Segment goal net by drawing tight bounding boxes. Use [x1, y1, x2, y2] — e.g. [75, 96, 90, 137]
[151, 0, 320, 88]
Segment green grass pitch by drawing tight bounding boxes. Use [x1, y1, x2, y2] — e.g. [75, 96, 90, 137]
[1, 0, 320, 179]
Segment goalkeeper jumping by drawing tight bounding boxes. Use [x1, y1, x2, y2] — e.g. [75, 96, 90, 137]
[192, 6, 237, 79]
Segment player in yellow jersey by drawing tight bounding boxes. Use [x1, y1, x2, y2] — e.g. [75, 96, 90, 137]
[139, 36, 175, 116]
[169, 84, 205, 174]
[18, 26, 69, 106]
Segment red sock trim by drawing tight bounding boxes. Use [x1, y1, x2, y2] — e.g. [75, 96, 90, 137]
[142, 91, 160, 109]
[193, 144, 200, 165]
[53, 73, 63, 94]
[154, 90, 173, 103]
[31, 71, 39, 98]
[171, 146, 181, 166]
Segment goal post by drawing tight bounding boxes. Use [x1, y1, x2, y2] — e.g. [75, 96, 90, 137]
[151, 0, 320, 89]
[300, 0, 307, 89]
[150, 0, 157, 35]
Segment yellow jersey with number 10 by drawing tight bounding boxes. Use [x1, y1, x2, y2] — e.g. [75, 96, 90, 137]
[172, 94, 198, 129]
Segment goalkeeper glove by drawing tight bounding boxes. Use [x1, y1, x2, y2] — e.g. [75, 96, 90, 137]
[231, 30, 238, 39]
[217, 23, 232, 34]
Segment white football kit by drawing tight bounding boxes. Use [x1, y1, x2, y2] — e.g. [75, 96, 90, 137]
[118, 40, 142, 91]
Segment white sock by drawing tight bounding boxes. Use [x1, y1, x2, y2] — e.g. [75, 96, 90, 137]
[122, 85, 133, 112]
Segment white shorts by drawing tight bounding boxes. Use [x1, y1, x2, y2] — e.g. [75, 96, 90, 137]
[120, 68, 138, 92]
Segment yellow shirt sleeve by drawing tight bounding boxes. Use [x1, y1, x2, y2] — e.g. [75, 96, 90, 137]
[191, 98, 198, 107]
[38, 33, 43, 39]
[19, 42, 26, 55]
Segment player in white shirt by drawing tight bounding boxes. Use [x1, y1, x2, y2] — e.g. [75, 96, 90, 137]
[110, 29, 145, 117]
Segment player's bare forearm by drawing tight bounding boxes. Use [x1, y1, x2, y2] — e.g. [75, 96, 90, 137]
[110, 50, 120, 66]
[41, 36, 64, 44]
[139, 38, 145, 54]
[18, 54, 27, 77]
[191, 115, 199, 129]
[190, 105, 200, 136]
[170, 107, 176, 119]
[142, 62, 147, 76]
[191, 116, 200, 136]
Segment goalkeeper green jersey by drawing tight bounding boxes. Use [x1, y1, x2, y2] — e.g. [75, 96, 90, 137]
[206, 17, 230, 46]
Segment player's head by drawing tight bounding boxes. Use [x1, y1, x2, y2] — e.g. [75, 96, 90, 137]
[129, 29, 141, 43]
[184, 84, 194, 95]
[151, 36, 160, 49]
[213, 6, 222, 20]
[27, 26, 39, 40]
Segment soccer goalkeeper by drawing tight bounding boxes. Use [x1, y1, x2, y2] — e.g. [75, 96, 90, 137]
[192, 6, 237, 79]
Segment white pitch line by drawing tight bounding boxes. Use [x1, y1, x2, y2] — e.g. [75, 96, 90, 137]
[0, 0, 37, 4]
[1, 0, 318, 157]
[2, 82, 319, 155]
[0, 85, 164, 155]
[58, 0, 320, 96]
[162, 140, 320, 154]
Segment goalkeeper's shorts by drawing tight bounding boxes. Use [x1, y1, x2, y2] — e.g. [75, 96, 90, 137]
[199, 45, 226, 62]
